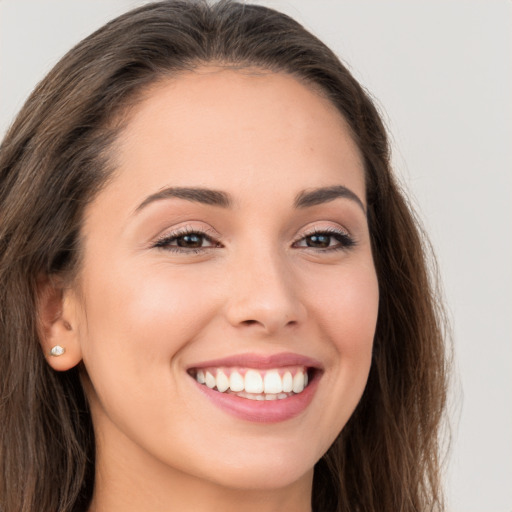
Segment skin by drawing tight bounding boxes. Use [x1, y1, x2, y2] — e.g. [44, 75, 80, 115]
[41, 68, 379, 512]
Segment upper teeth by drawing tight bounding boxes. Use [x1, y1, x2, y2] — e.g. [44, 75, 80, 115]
[194, 367, 309, 395]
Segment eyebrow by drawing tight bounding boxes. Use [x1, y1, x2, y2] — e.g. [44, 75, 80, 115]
[134, 184, 365, 214]
[135, 186, 232, 213]
[294, 185, 366, 213]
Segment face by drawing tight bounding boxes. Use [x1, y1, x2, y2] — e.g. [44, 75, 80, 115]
[68, 68, 379, 492]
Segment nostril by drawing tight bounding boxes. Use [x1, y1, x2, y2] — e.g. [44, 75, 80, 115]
[241, 319, 259, 326]
[239, 318, 299, 329]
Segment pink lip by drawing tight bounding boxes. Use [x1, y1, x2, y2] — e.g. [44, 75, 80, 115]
[193, 374, 320, 423]
[188, 352, 323, 371]
[187, 352, 323, 423]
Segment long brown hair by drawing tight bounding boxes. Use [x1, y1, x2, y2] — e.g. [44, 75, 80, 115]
[0, 1, 449, 511]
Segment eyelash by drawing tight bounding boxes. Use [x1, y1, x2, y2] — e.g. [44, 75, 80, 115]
[292, 227, 356, 252]
[153, 226, 356, 254]
[153, 227, 221, 254]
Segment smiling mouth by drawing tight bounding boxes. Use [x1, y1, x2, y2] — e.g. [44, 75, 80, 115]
[188, 366, 315, 401]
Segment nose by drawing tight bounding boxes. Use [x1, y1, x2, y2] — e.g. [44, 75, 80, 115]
[224, 247, 307, 335]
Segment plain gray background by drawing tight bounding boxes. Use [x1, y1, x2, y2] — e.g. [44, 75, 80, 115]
[1, 1, 511, 511]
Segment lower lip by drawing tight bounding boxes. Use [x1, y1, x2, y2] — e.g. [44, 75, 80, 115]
[192, 373, 320, 423]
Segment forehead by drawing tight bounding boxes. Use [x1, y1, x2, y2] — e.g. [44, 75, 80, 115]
[101, 67, 366, 212]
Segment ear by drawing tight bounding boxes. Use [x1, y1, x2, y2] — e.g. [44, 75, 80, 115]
[36, 275, 83, 371]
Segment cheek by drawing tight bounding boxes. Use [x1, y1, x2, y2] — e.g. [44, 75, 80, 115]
[306, 261, 379, 354]
[75, 259, 225, 406]
[80, 260, 218, 348]
[75, 260, 225, 440]
[334, 271, 378, 391]
[304, 260, 378, 410]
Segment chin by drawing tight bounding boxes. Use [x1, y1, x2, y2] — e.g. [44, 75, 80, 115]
[205, 459, 314, 492]
[183, 438, 321, 492]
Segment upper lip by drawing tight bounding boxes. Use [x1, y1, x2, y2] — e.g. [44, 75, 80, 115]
[187, 352, 323, 371]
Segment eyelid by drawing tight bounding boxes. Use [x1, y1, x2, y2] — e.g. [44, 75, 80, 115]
[292, 223, 357, 251]
[148, 221, 356, 253]
[298, 224, 350, 237]
[294, 223, 352, 242]
[152, 224, 222, 250]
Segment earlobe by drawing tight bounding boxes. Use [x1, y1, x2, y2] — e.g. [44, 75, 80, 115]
[36, 275, 83, 371]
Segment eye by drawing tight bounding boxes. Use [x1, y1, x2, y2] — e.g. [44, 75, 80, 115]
[293, 228, 355, 251]
[154, 229, 220, 252]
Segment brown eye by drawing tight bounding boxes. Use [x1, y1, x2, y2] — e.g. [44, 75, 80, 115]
[305, 234, 332, 248]
[294, 229, 356, 251]
[154, 230, 219, 251]
[176, 233, 205, 248]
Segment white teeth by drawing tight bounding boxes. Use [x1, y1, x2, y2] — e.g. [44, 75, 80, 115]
[229, 371, 245, 392]
[236, 391, 291, 401]
[193, 366, 311, 398]
[205, 371, 216, 389]
[216, 370, 230, 392]
[263, 370, 283, 394]
[282, 371, 293, 392]
[245, 370, 264, 394]
[292, 371, 305, 393]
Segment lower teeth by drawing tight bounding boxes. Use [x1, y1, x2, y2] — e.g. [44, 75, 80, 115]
[225, 390, 294, 401]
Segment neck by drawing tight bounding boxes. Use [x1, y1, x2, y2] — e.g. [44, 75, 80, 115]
[89, 479, 313, 512]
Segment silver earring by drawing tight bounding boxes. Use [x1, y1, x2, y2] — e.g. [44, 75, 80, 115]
[49, 345, 65, 357]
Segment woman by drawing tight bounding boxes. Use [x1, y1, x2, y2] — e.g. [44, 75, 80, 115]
[0, 1, 448, 511]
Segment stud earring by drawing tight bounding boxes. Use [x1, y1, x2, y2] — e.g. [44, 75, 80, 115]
[49, 345, 65, 357]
